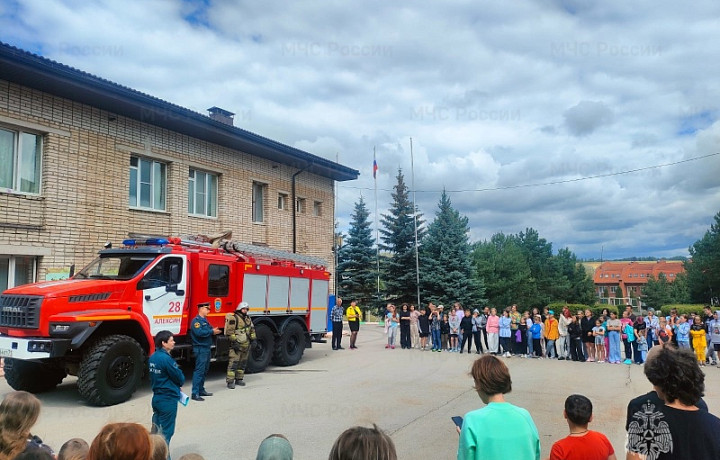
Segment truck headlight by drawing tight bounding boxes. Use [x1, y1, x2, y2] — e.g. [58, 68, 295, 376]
[28, 341, 53, 353]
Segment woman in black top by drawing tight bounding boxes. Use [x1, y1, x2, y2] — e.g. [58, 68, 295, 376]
[633, 316, 647, 364]
[581, 309, 596, 362]
[399, 304, 411, 349]
[517, 312, 529, 357]
[459, 309, 474, 354]
[417, 306, 430, 350]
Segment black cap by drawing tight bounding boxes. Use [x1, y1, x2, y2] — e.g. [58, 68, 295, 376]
[198, 302, 210, 309]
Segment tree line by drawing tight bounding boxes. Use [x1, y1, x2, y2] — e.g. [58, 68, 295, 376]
[336, 168, 720, 312]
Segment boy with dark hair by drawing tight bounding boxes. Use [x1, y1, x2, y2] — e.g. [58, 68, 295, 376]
[549, 394, 615, 460]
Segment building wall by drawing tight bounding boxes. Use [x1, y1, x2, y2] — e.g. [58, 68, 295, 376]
[0, 79, 335, 287]
[593, 260, 685, 306]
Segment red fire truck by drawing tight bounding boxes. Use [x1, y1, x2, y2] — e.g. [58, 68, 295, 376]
[0, 235, 330, 406]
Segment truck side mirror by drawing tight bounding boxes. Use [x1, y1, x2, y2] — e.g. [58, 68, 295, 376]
[169, 264, 181, 284]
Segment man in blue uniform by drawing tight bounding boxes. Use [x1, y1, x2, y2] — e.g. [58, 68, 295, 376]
[149, 330, 184, 447]
[190, 302, 220, 401]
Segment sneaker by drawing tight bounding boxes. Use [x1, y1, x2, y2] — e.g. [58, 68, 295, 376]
[459, 350, 463, 354]
[598, 360, 605, 363]
[391, 345, 395, 349]
[385, 344, 390, 349]
[623, 359, 632, 365]
[558, 356, 565, 360]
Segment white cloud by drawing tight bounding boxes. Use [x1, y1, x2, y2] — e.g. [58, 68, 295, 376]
[2, 0, 720, 259]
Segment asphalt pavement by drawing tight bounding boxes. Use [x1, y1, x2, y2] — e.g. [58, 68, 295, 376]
[2, 324, 719, 459]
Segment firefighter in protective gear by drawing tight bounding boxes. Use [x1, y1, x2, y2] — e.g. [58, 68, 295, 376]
[225, 301, 256, 388]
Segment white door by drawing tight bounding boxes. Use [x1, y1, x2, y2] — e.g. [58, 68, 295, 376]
[140, 255, 187, 335]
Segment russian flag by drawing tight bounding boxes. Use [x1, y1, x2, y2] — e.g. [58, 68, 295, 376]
[373, 159, 378, 179]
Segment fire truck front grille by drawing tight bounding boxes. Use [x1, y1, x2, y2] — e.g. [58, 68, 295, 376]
[0, 295, 43, 329]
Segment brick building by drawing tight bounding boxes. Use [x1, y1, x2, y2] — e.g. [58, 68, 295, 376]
[593, 260, 685, 306]
[0, 42, 358, 291]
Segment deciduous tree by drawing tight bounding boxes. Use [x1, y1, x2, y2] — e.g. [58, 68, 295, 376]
[685, 210, 720, 304]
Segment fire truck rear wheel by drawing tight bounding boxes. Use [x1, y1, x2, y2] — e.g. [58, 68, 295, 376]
[78, 335, 144, 406]
[3, 358, 67, 393]
[272, 321, 305, 366]
[246, 323, 274, 374]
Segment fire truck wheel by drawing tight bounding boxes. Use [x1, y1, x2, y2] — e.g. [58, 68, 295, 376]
[78, 334, 144, 406]
[272, 321, 305, 366]
[246, 323, 274, 374]
[3, 359, 67, 393]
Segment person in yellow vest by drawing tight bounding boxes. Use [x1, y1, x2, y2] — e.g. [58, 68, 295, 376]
[347, 300, 362, 349]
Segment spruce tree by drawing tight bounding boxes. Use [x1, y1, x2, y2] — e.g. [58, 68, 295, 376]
[420, 190, 485, 308]
[337, 197, 376, 307]
[379, 169, 424, 305]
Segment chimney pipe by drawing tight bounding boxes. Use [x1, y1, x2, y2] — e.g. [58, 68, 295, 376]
[207, 107, 235, 126]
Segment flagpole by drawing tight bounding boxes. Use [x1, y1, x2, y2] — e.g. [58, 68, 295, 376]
[410, 138, 420, 307]
[374, 147, 380, 307]
[334, 152, 339, 296]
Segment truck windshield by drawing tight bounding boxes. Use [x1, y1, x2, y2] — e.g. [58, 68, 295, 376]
[75, 255, 156, 280]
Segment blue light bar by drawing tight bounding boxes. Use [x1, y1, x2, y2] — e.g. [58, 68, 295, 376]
[146, 238, 169, 246]
[122, 239, 136, 246]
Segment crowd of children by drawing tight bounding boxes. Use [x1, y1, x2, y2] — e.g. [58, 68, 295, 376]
[383, 302, 720, 367]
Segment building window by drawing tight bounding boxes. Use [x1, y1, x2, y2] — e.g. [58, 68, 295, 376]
[313, 201, 322, 216]
[278, 193, 288, 210]
[0, 127, 42, 194]
[252, 182, 265, 223]
[129, 156, 166, 211]
[188, 169, 217, 217]
[296, 197, 306, 214]
[0, 256, 37, 291]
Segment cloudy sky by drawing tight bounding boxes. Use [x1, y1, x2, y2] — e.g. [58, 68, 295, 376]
[2, 0, 719, 259]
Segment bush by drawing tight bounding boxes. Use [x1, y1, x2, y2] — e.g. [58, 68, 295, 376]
[659, 304, 707, 317]
[546, 303, 592, 315]
[587, 305, 620, 318]
[544, 303, 623, 319]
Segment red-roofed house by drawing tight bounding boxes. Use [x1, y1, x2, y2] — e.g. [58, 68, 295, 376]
[594, 260, 685, 307]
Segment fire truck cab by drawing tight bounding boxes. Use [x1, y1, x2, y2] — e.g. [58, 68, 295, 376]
[0, 236, 330, 406]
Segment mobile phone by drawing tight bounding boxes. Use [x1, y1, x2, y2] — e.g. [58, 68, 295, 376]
[451, 416, 463, 428]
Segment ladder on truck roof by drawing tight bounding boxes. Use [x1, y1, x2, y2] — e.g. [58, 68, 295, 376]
[220, 241, 327, 269]
[127, 232, 327, 269]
